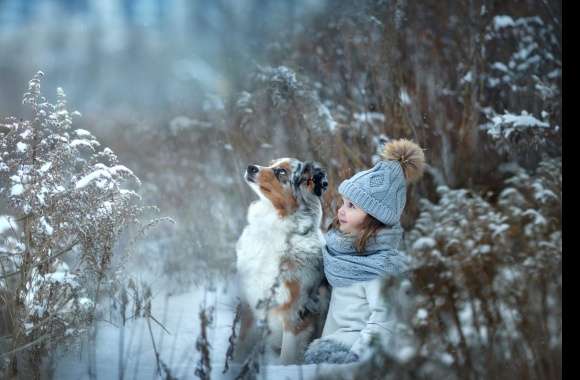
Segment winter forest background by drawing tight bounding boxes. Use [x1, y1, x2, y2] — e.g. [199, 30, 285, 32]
[0, 0, 561, 379]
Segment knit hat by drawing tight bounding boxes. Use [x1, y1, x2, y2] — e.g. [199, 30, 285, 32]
[338, 139, 426, 225]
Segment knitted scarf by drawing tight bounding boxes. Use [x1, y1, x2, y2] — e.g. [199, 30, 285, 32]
[323, 224, 409, 288]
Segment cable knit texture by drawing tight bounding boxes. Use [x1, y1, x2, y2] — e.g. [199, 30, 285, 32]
[323, 226, 409, 288]
[338, 160, 406, 225]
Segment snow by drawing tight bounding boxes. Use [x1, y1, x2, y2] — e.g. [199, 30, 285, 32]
[75, 164, 136, 189]
[11, 183, 24, 196]
[491, 62, 509, 72]
[54, 282, 352, 380]
[490, 223, 509, 238]
[108, 165, 135, 177]
[439, 352, 454, 365]
[20, 129, 32, 139]
[78, 297, 93, 309]
[412, 237, 436, 250]
[75, 169, 112, 189]
[397, 346, 415, 362]
[532, 182, 558, 203]
[461, 71, 473, 83]
[45, 264, 78, 286]
[399, 89, 411, 104]
[236, 91, 252, 108]
[476, 245, 491, 254]
[0, 215, 16, 234]
[317, 103, 337, 131]
[71, 139, 99, 149]
[40, 216, 53, 235]
[353, 112, 385, 125]
[492, 112, 549, 129]
[97, 201, 113, 216]
[40, 162, 52, 173]
[16, 141, 28, 152]
[493, 15, 515, 30]
[119, 189, 142, 200]
[522, 209, 547, 226]
[548, 68, 561, 79]
[75, 129, 92, 137]
[416, 308, 428, 320]
[483, 110, 550, 140]
[514, 42, 538, 61]
[262, 66, 298, 88]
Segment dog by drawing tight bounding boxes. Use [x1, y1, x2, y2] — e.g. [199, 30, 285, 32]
[235, 158, 329, 365]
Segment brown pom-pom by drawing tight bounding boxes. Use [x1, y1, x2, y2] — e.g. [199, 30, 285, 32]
[381, 139, 426, 183]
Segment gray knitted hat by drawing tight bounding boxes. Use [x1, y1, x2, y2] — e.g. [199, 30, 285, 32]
[338, 139, 426, 225]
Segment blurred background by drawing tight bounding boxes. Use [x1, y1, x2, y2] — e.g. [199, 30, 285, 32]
[0, 0, 561, 288]
[0, 0, 562, 287]
[0, 0, 335, 289]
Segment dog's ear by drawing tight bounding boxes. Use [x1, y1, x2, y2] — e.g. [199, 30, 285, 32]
[311, 162, 328, 197]
[295, 161, 328, 197]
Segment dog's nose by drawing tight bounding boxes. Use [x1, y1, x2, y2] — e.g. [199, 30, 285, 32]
[247, 165, 259, 175]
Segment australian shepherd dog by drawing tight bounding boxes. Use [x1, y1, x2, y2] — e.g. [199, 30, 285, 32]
[234, 158, 329, 364]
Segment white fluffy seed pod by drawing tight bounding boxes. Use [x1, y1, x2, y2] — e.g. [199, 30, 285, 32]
[381, 139, 426, 183]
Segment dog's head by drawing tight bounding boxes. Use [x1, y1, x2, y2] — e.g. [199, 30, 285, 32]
[245, 158, 328, 217]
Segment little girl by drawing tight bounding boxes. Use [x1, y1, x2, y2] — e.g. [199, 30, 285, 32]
[304, 139, 425, 364]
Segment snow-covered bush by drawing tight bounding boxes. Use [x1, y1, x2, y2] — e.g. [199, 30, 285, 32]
[480, 14, 561, 159]
[0, 72, 162, 377]
[480, 109, 553, 154]
[232, 65, 337, 165]
[484, 15, 560, 104]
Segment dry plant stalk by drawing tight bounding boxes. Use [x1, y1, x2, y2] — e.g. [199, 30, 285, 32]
[195, 304, 214, 380]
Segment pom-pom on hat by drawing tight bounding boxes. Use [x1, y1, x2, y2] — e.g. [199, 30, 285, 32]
[338, 139, 425, 225]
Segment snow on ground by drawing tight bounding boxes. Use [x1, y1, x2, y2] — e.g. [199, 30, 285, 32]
[54, 280, 352, 380]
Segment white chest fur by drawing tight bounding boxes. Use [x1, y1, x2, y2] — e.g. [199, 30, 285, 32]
[236, 200, 294, 313]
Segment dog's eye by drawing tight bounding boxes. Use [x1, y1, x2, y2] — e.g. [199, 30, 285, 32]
[275, 168, 288, 176]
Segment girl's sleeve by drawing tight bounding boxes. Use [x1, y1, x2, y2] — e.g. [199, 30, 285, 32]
[349, 278, 395, 357]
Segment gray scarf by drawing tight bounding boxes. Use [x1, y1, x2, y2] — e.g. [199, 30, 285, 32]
[323, 225, 409, 288]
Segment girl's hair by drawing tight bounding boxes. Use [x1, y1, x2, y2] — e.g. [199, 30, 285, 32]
[328, 212, 386, 254]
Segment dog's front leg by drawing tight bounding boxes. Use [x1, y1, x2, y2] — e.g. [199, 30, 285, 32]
[280, 327, 300, 364]
[280, 318, 314, 364]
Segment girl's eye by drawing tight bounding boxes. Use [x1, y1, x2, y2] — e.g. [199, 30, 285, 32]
[348, 202, 355, 208]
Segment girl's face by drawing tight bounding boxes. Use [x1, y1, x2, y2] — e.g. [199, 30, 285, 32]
[337, 196, 368, 235]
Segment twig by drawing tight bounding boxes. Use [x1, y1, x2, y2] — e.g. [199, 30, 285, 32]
[149, 314, 172, 335]
[0, 332, 51, 358]
[0, 239, 81, 279]
[146, 316, 163, 378]
[195, 305, 214, 380]
[223, 301, 242, 374]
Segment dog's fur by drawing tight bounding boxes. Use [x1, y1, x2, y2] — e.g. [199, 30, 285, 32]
[235, 158, 329, 364]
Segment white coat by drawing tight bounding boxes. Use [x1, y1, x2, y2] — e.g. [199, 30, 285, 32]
[321, 277, 395, 356]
